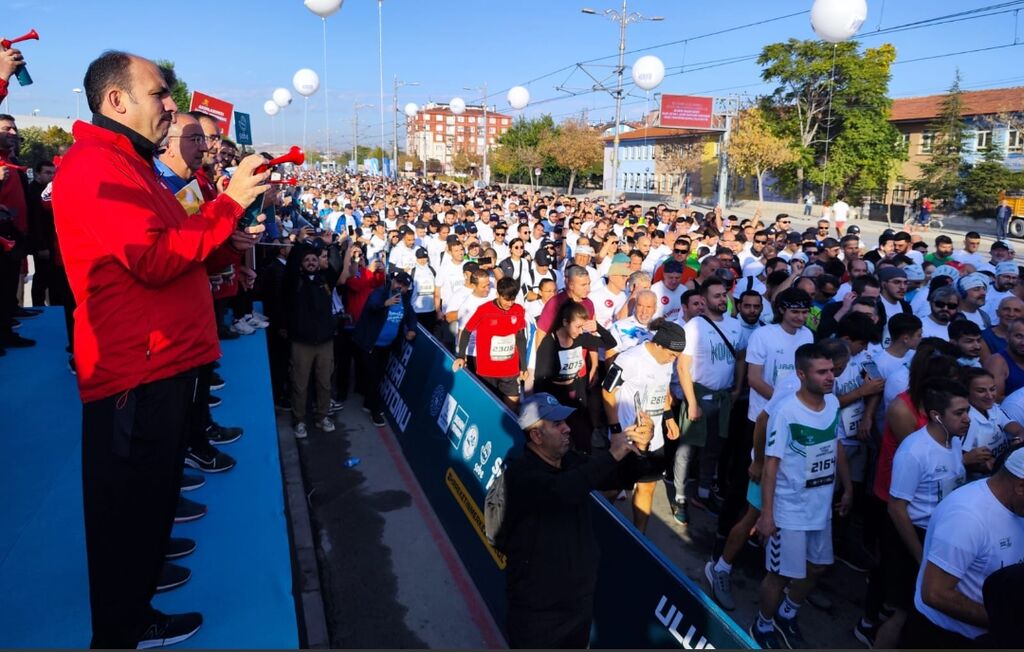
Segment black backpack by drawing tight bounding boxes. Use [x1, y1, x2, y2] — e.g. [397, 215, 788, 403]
[483, 461, 509, 551]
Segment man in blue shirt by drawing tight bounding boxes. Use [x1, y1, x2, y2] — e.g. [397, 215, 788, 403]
[995, 198, 1013, 242]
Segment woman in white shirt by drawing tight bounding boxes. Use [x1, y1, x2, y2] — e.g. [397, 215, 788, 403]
[961, 367, 1024, 479]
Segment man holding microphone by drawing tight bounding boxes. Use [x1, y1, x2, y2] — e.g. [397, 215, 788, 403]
[52, 51, 268, 649]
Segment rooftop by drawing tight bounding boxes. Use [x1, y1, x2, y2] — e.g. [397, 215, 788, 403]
[890, 86, 1024, 122]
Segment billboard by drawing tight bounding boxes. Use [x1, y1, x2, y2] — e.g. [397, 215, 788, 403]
[190, 91, 234, 137]
[381, 327, 754, 649]
[660, 95, 715, 130]
[234, 111, 252, 146]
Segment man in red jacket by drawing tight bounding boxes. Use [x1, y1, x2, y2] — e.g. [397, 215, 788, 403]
[52, 51, 267, 649]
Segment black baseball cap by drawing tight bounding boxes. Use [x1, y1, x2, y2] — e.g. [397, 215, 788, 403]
[415, 247, 429, 259]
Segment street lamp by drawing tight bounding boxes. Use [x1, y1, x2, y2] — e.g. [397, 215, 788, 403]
[392, 76, 419, 178]
[352, 102, 374, 172]
[377, 0, 387, 176]
[464, 83, 490, 186]
[581, 1, 663, 199]
[72, 88, 82, 120]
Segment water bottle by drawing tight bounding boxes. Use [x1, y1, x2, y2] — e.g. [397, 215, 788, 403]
[342, 457, 361, 468]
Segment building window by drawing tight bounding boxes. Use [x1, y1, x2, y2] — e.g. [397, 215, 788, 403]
[976, 130, 992, 150]
[897, 132, 909, 151]
[1009, 130, 1024, 153]
[489, 117, 496, 124]
[446, 116, 455, 125]
[920, 131, 935, 154]
[457, 116, 464, 123]
[502, 118, 509, 126]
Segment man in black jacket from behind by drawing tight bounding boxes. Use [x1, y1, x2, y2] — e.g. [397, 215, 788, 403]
[287, 240, 341, 437]
[503, 393, 651, 648]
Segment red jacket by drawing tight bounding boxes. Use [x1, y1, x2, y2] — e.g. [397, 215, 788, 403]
[344, 266, 385, 322]
[196, 167, 242, 300]
[52, 121, 243, 402]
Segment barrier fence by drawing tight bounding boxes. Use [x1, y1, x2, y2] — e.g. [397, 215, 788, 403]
[381, 326, 754, 649]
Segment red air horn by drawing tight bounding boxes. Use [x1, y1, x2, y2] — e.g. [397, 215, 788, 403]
[269, 178, 298, 186]
[255, 146, 304, 174]
[0, 161, 28, 172]
[1, 28, 39, 49]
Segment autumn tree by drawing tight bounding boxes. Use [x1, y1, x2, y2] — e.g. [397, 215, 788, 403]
[726, 108, 798, 204]
[18, 126, 73, 169]
[489, 145, 518, 184]
[539, 119, 603, 194]
[658, 139, 705, 198]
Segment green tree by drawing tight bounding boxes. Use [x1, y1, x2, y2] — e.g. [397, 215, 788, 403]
[726, 108, 799, 204]
[498, 115, 556, 184]
[18, 126, 73, 169]
[489, 145, 518, 184]
[912, 71, 969, 206]
[962, 145, 1022, 213]
[155, 60, 191, 113]
[758, 39, 903, 201]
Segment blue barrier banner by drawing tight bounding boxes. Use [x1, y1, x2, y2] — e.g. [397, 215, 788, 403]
[382, 327, 754, 649]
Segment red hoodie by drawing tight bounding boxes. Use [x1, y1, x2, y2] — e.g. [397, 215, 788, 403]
[52, 121, 243, 402]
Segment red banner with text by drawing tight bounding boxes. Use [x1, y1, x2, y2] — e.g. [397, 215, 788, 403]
[189, 91, 234, 137]
[660, 95, 714, 130]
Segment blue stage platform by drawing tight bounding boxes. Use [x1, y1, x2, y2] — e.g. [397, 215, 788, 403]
[0, 310, 299, 648]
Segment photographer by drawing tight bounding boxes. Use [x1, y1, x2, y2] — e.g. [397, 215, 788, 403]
[352, 270, 418, 426]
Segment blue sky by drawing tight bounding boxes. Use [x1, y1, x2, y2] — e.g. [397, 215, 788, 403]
[3, 0, 1023, 154]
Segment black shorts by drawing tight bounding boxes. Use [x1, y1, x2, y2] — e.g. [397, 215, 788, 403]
[627, 446, 669, 484]
[881, 513, 925, 609]
[482, 374, 520, 398]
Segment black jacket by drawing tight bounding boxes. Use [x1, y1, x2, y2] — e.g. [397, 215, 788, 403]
[502, 447, 628, 610]
[287, 270, 336, 345]
[257, 256, 288, 329]
[352, 284, 417, 352]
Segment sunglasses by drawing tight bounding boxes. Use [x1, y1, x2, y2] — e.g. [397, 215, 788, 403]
[674, 249, 689, 255]
[933, 301, 959, 310]
[754, 239, 768, 245]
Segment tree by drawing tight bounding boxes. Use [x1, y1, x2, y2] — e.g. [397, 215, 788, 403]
[726, 108, 799, 204]
[489, 145, 518, 184]
[18, 126, 73, 169]
[514, 145, 545, 189]
[962, 145, 1023, 214]
[758, 39, 902, 201]
[498, 115, 556, 184]
[913, 71, 969, 207]
[538, 119, 603, 195]
[451, 150, 481, 175]
[659, 139, 706, 197]
[155, 60, 191, 114]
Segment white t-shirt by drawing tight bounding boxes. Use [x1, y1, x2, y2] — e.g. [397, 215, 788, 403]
[610, 316, 654, 352]
[388, 244, 418, 273]
[682, 314, 743, 391]
[883, 367, 911, 409]
[651, 280, 686, 321]
[410, 263, 437, 313]
[437, 259, 467, 305]
[963, 405, 1013, 467]
[911, 289, 932, 318]
[914, 479, 1024, 639]
[426, 236, 448, 269]
[745, 324, 815, 421]
[454, 291, 495, 357]
[765, 392, 842, 531]
[1001, 386, 1024, 424]
[834, 351, 867, 445]
[610, 343, 674, 452]
[879, 296, 906, 347]
[590, 283, 626, 329]
[889, 427, 966, 528]
[832, 200, 850, 223]
[961, 308, 989, 330]
[985, 288, 1014, 323]
[870, 346, 914, 380]
[952, 249, 986, 269]
[919, 315, 951, 341]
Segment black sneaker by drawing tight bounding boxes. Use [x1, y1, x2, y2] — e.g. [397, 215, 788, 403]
[749, 623, 784, 649]
[1, 333, 35, 348]
[165, 537, 196, 560]
[136, 611, 203, 649]
[13, 307, 41, 318]
[205, 423, 242, 445]
[10, 318, 19, 329]
[671, 499, 690, 525]
[690, 492, 722, 516]
[371, 412, 386, 427]
[207, 395, 222, 408]
[209, 372, 226, 391]
[175, 496, 207, 523]
[212, 360, 221, 370]
[185, 445, 236, 473]
[328, 399, 344, 414]
[774, 614, 807, 649]
[853, 619, 878, 649]
[179, 473, 205, 492]
[275, 396, 291, 411]
[155, 562, 192, 593]
[217, 324, 239, 341]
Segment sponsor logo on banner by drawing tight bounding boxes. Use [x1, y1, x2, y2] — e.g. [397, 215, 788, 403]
[445, 468, 507, 569]
[449, 405, 470, 449]
[462, 425, 480, 461]
[429, 385, 447, 418]
[473, 440, 493, 481]
[655, 596, 713, 649]
[380, 343, 413, 432]
[189, 91, 234, 136]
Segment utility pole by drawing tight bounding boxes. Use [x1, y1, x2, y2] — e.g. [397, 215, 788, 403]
[716, 96, 738, 211]
[464, 83, 490, 185]
[393, 76, 420, 179]
[581, 2, 664, 200]
[352, 102, 373, 173]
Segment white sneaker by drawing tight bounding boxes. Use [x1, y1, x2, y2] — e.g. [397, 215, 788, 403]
[251, 310, 269, 323]
[232, 319, 256, 335]
[243, 313, 269, 329]
[317, 416, 336, 432]
[294, 422, 307, 439]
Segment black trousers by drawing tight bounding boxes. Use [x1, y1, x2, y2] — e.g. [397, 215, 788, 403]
[81, 370, 198, 648]
[333, 328, 356, 401]
[268, 328, 290, 401]
[415, 310, 437, 334]
[186, 363, 214, 449]
[900, 606, 975, 649]
[50, 262, 76, 351]
[716, 400, 753, 548]
[0, 252, 20, 338]
[507, 595, 594, 649]
[360, 345, 391, 414]
[30, 254, 53, 306]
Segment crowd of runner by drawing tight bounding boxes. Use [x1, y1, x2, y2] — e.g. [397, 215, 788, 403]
[4, 60, 1024, 646]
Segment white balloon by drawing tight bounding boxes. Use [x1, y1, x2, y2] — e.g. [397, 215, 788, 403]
[293, 68, 321, 97]
[404, 102, 419, 118]
[304, 0, 344, 18]
[272, 87, 293, 108]
[449, 97, 466, 115]
[507, 86, 530, 110]
[264, 100, 280, 116]
[631, 55, 665, 91]
[810, 0, 868, 43]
